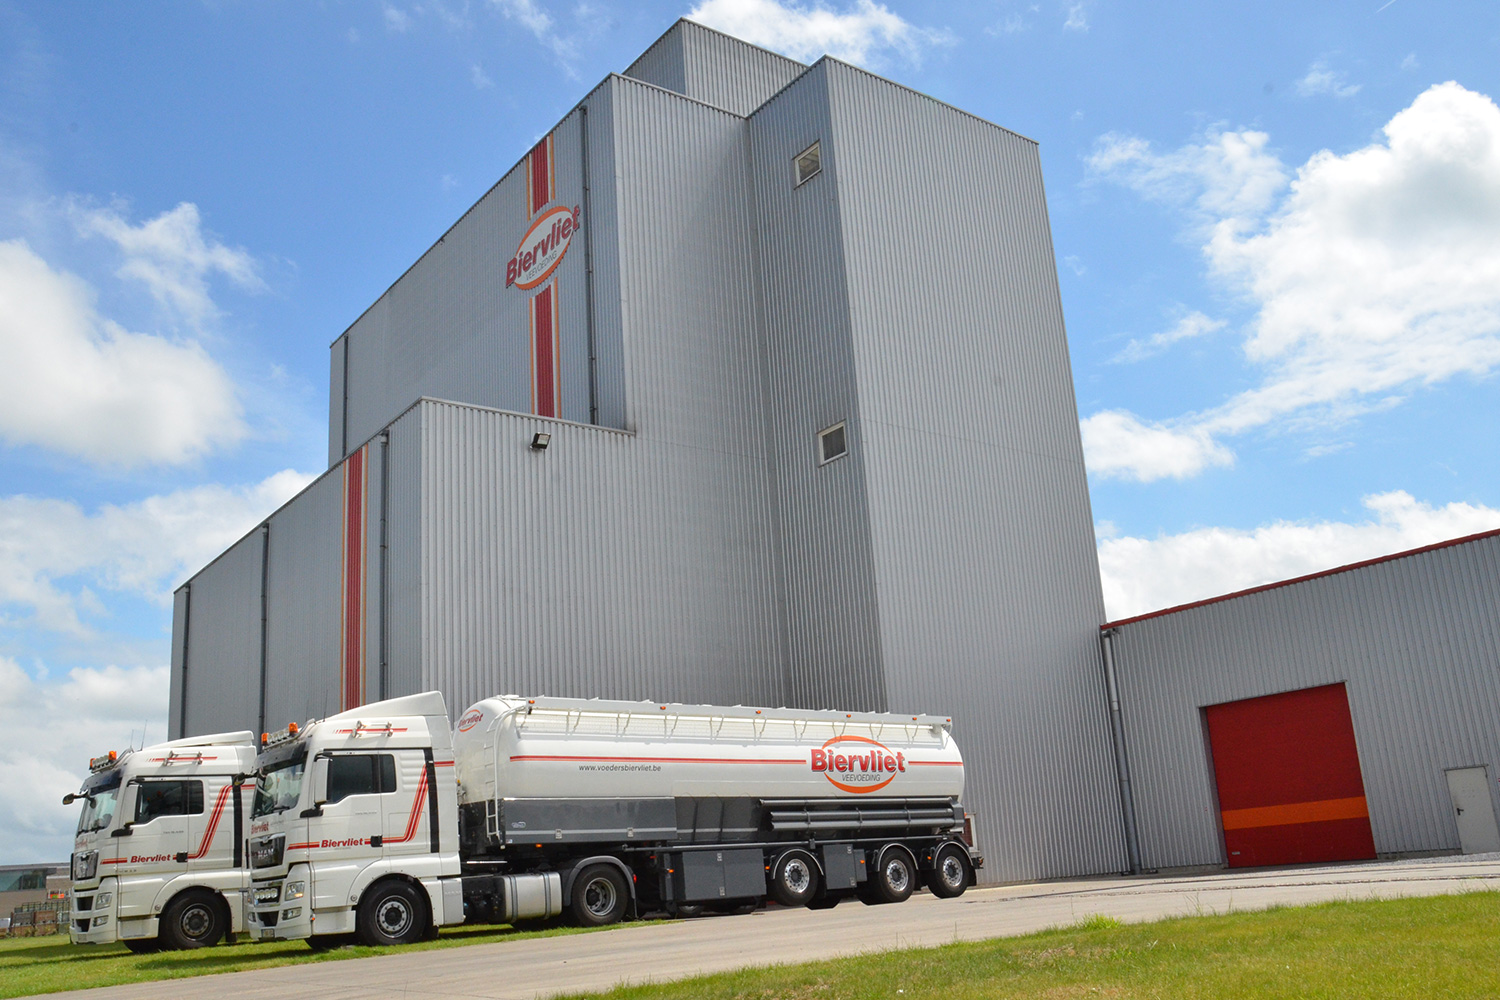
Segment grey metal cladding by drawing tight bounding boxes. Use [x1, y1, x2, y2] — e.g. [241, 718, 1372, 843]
[168, 587, 189, 740]
[819, 62, 1124, 879]
[418, 84, 786, 712]
[383, 406, 424, 700]
[1109, 533, 1500, 870]
[622, 21, 686, 94]
[586, 81, 626, 431]
[263, 467, 345, 731]
[179, 531, 264, 736]
[677, 21, 806, 116]
[337, 89, 612, 459]
[624, 20, 806, 117]
[329, 334, 347, 466]
[417, 402, 783, 716]
[749, 62, 888, 717]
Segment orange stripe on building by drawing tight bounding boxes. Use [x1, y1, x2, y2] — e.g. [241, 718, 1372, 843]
[1220, 795, 1370, 831]
[340, 445, 369, 712]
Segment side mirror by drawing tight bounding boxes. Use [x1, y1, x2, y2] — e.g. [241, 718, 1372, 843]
[311, 756, 330, 807]
[62, 793, 78, 806]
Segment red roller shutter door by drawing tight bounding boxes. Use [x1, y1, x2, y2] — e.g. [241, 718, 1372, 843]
[1204, 682, 1376, 868]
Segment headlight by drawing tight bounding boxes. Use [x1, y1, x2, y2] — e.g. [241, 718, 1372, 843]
[253, 886, 281, 905]
[91, 915, 108, 927]
[281, 907, 301, 920]
[283, 881, 305, 901]
[93, 892, 113, 908]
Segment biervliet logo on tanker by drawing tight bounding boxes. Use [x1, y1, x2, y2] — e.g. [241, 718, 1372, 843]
[811, 735, 906, 794]
[506, 205, 581, 290]
[457, 709, 484, 733]
[127, 854, 177, 864]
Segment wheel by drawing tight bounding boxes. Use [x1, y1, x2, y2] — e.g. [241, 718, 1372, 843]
[925, 843, 972, 898]
[158, 890, 227, 949]
[767, 851, 820, 908]
[123, 938, 160, 954]
[356, 880, 429, 946]
[568, 864, 629, 927]
[861, 847, 915, 905]
[669, 902, 706, 919]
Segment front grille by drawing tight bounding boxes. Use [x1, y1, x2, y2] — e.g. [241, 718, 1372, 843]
[250, 835, 285, 870]
[258, 911, 279, 927]
[76, 919, 90, 933]
[75, 896, 93, 912]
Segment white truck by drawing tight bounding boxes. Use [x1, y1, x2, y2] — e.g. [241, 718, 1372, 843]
[246, 692, 980, 946]
[63, 732, 257, 950]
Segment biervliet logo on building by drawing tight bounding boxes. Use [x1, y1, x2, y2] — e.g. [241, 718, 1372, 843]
[457, 709, 484, 732]
[506, 205, 581, 290]
[810, 735, 907, 794]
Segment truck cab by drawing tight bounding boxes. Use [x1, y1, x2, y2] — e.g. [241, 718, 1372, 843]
[64, 733, 256, 950]
[246, 692, 462, 946]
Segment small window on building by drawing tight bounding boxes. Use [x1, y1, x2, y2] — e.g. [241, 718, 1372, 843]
[134, 780, 205, 824]
[326, 754, 399, 805]
[794, 142, 822, 186]
[818, 422, 848, 465]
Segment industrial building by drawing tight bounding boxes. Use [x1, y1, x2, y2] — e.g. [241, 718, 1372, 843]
[170, 19, 1500, 884]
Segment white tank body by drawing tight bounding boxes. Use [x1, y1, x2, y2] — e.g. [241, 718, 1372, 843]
[452, 696, 964, 806]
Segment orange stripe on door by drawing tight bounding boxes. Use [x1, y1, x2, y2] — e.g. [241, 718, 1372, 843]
[1220, 795, 1369, 831]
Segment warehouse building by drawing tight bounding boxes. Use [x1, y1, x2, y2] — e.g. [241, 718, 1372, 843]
[170, 20, 1127, 884]
[170, 19, 1500, 884]
[1102, 529, 1500, 873]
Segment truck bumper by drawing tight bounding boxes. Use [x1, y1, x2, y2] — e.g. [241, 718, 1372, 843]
[247, 867, 313, 941]
[68, 879, 120, 944]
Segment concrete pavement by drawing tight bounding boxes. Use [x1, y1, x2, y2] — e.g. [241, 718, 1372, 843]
[29, 855, 1500, 1000]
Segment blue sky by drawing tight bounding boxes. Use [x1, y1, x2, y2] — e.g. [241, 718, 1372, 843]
[2, 0, 1498, 860]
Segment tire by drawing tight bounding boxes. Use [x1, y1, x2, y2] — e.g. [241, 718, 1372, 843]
[158, 890, 227, 950]
[862, 847, 916, 905]
[669, 903, 706, 919]
[767, 851, 819, 908]
[356, 880, 429, 947]
[123, 938, 160, 954]
[925, 843, 971, 898]
[568, 864, 629, 927]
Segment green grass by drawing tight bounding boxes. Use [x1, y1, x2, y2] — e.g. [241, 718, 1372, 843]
[5, 893, 1497, 999]
[562, 892, 1500, 1000]
[0, 920, 601, 998]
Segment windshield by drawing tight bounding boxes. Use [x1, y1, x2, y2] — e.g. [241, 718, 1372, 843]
[253, 758, 306, 818]
[75, 779, 121, 834]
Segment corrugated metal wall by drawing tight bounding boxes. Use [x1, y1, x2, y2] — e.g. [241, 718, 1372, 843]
[748, 62, 888, 714]
[173, 532, 263, 737]
[624, 20, 806, 118]
[819, 62, 1127, 881]
[384, 406, 425, 700]
[1109, 533, 1500, 869]
[333, 82, 618, 461]
[263, 469, 344, 731]
[416, 400, 784, 714]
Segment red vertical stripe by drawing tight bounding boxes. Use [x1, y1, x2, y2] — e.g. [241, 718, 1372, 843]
[341, 447, 367, 711]
[529, 136, 551, 216]
[532, 284, 556, 418]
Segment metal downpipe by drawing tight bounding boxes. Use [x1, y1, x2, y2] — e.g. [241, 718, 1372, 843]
[1101, 627, 1144, 874]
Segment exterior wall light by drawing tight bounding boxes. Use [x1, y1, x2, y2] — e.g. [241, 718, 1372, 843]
[530, 432, 551, 451]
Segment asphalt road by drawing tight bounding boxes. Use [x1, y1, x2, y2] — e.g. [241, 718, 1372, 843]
[31, 855, 1500, 1000]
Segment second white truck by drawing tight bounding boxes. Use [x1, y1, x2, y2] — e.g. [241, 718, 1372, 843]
[246, 692, 981, 946]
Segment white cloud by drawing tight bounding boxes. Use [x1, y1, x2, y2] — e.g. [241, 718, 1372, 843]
[1113, 310, 1226, 362]
[0, 469, 314, 637]
[686, 0, 952, 66]
[488, 0, 578, 62]
[1080, 410, 1234, 482]
[1296, 60, 1361, 99]
[1400, 53, 1418, 71]
[1098, 491, 1500, 621]
[0, 238, 247, 466]
[72, 201, 263, 330]
[1086, 83, 1500, 481]
[1063, 2, 1088, 31]
[0, 656, 172, 863]
[470, 63, 494, 89]
[383, 3, 414, 32]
